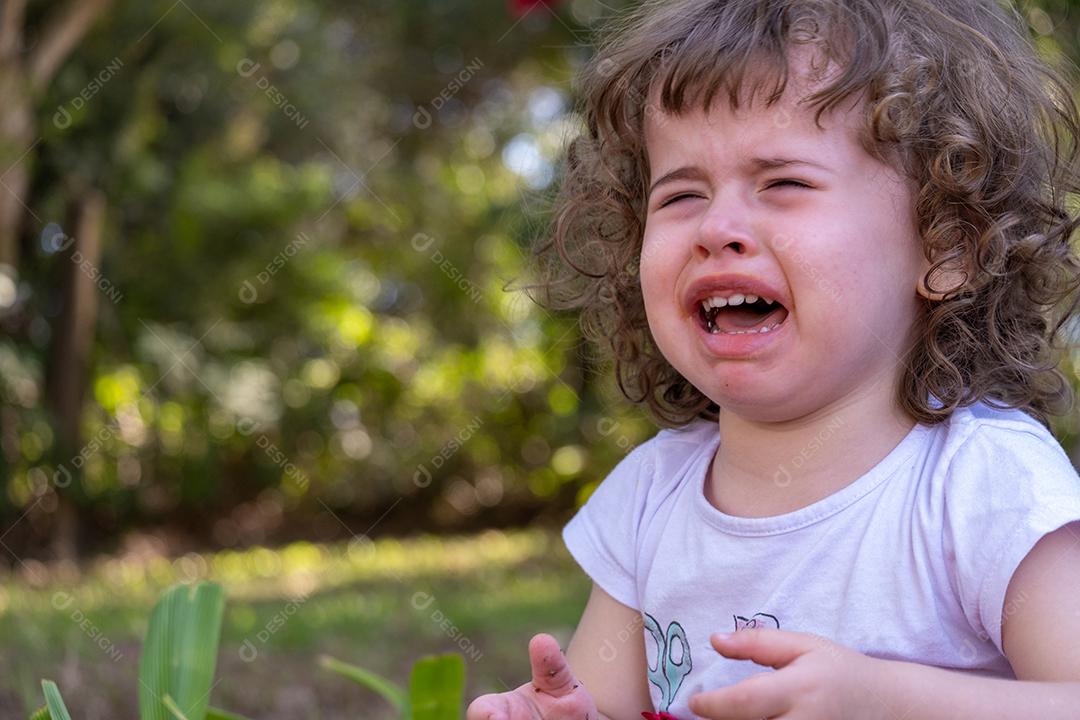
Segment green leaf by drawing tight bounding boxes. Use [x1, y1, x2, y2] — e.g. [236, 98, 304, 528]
[162, 695, 191, 720]
[409, 654, 465, 720]
[164, 696, 253, 720]
[41, 680, 73, 720]
[30, 703, 52, 720]
[138, 582, 226, 720]
[318, 654, 406, 713]
[205, 707, 254, 720]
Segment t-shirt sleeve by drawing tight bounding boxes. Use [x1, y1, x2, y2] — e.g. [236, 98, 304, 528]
[942, 423, 1080, 656]
[561, 438, 657, 611]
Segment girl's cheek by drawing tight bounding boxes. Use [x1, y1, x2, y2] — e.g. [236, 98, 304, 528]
[640, 228, 665, 263]
[638, 271, 662, 314]
[638, 268, 677, 330]
[640, 229, 687, 281]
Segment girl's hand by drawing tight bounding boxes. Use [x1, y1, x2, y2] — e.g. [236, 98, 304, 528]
[466, 633, 601, 720]
[687, 629, 887, 720]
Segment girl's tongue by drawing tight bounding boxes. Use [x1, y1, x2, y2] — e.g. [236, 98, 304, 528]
[705, 303, 789, 333]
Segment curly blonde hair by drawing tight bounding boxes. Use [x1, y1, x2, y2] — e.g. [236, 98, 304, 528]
[514, 0, 1080, 430]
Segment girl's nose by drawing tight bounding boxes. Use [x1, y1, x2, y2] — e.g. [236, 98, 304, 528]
[694, 197, 759, 260]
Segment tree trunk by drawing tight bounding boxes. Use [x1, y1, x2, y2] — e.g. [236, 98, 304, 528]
[46, 189, 107, 562]
[0, 65, 33, 271]
[0, 0, 113, 560]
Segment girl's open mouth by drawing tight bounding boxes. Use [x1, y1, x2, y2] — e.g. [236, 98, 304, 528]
[697, 297, 789, 335]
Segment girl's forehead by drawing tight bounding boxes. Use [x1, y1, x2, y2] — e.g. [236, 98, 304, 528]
[642, 45, 859, 144]
[643, 88, 864, 161]
[641, 86, 887, 191]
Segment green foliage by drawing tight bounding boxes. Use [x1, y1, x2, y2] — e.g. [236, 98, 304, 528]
[41, 681, 72, 720]
[28, 577, 479, 719]
[138, 583, 226, 720]
[1, 0, 658, 558]
[409, 654, 465, 720]
[319, 655, 407, 712]
[7, 528, 588, 714]
[2, 527, 574, 688]
[204, 709, 253, 720]
[320, 653, 466, 720]
[30, 581, 249, 720]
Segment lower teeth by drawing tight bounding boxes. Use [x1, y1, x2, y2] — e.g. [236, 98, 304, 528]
[709, 321, 783, 335]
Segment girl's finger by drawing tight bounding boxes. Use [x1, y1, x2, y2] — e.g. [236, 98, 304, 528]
[528, 633, 579, 696]
[688, 671, 790, 720]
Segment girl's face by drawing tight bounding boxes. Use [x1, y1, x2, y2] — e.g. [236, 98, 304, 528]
[640, 66, 933, 422]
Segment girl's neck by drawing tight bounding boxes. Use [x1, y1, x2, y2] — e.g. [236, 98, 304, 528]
[706, 390, 918, 519]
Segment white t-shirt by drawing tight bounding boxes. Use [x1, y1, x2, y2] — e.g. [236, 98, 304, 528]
[561, 401, 1080, 717]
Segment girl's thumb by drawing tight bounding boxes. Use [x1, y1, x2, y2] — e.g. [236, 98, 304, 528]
[527, 633, 577, 696]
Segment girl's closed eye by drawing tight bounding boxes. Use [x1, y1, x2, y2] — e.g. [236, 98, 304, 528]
[658, 192, 703, 208]
[765, 179, 811, 190]
[658, 180, 810, 208]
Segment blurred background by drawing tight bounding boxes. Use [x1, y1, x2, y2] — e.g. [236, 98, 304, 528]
[2, 0, 1080, 717]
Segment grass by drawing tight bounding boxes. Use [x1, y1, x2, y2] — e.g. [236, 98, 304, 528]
[0, 527, 590, 719]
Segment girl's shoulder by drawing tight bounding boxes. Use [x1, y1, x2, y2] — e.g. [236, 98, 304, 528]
[932, 398, 1079, 487]
[597, 418, 719, 495]
[927, 401, 1080, 660]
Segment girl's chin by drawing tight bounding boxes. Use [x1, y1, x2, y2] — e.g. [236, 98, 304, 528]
[698, 380, 803, 418]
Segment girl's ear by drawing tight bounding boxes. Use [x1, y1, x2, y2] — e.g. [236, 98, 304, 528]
[915, 249, 968, 301]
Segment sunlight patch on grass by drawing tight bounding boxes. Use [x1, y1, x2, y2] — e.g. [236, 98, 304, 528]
[1, 528, 563, 622]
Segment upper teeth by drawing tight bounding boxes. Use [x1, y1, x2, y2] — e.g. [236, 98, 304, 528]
[700, 293, 777, 310]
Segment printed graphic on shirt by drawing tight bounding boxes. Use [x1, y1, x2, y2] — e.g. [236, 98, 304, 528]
[644, 612, 692, 712]
[732, 612, 780, 631]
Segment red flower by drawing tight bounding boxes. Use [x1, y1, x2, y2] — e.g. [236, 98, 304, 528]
[641, 713, 681, 720]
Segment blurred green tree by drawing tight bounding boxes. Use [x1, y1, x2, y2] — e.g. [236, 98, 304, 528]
[0, 0, 657, 563]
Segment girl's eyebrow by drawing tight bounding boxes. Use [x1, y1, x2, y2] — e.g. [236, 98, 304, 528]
[648, 157, 833, 198]
[648, 166, 709, 198]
